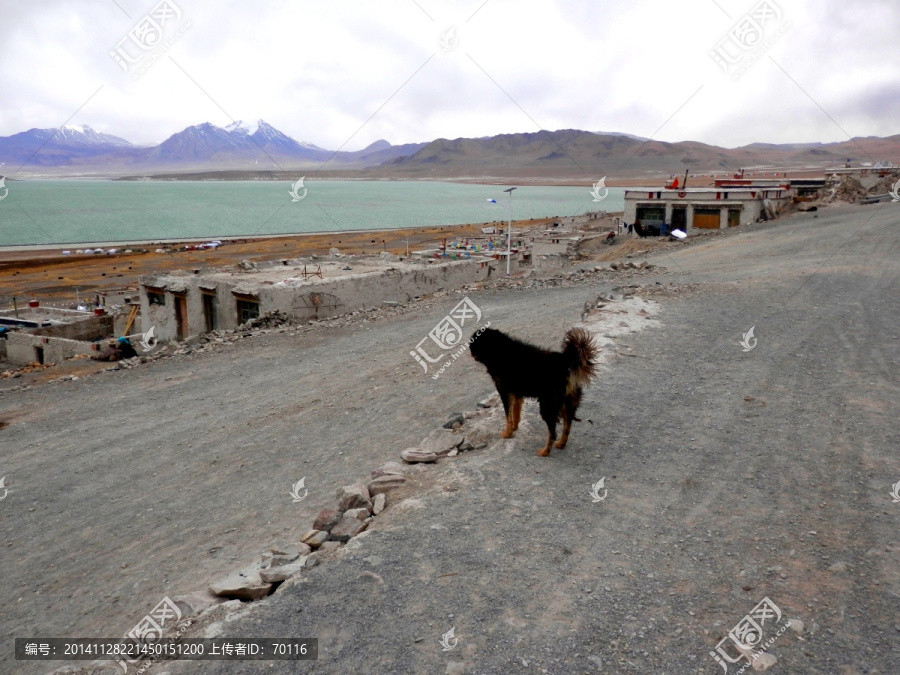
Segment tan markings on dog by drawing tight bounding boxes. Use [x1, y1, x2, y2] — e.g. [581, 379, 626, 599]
[537, 433, 553, 457]
[512, 397, 523, 431]
[556, 409, 572, 448]
[501, 397, 516, 438]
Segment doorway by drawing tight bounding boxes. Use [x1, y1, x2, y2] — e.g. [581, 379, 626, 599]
[202, 292, 218, 332]
[636, 206, 665, 236]
[693, 208, 721, 229]
[173, 294, 188, 340]
[671, 207, 687, 232]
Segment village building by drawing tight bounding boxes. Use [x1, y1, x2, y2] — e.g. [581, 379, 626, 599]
[787, 178, 828, 201]
[623, 186, 791, 235]
[0, 304, 115, 366]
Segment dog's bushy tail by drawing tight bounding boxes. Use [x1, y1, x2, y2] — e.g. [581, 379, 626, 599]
[562, 327, 598, 388]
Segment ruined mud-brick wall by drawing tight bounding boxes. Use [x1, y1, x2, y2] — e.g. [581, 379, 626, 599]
[31, 315, 113, 341]
[140, 259, 508, 342]
[4, 314, 113, 366]
[6, 332, 100, 366]
[264, 259, 505, 322]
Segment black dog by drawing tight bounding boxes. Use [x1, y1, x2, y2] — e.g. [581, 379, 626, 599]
[470, 327, 598, 456]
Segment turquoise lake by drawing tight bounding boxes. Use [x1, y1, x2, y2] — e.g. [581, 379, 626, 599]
[0, 180, 624, 247]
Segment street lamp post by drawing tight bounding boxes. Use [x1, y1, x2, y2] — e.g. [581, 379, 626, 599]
[503, 187, 517, 276]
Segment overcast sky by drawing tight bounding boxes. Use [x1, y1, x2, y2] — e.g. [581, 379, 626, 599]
[1, 0, 897, 149]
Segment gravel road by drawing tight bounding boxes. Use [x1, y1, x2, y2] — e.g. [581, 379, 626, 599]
[2, 202, 898, 674]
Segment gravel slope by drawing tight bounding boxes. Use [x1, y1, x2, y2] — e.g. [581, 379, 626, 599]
[2, 202, 898, 674]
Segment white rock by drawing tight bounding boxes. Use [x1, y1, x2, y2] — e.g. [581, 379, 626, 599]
[259, 557, 308, 583]
[788, 619, 804, 634]
[209, 565, 272, 600]
[401, 448, 438, 463]
[373, 493, 386, 515]
[336, 482, 372, 511]
[751, 652, 777, 671]
[367, 474, 406, 495]
[418, 430, 463, 456]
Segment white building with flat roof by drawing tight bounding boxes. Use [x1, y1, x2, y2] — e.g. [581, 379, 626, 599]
[623, 186, 790, 235]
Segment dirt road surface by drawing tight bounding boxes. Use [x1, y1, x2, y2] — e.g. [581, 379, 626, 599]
[1, 203, 898, 674]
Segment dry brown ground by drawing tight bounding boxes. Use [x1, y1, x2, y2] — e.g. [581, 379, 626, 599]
[580, 237, 677, 261]
[0, 219, 555, 306]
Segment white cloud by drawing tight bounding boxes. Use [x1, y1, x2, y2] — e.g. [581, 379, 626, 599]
[0, 0, 896, 149]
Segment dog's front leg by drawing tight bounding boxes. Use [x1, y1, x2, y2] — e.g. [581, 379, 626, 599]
[498, 390, 516, 438]
[511, 397, 523, 431]
[501, 394, 519, 438]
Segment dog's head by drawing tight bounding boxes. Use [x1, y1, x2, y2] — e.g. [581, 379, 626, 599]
[469, 327, 503, 365]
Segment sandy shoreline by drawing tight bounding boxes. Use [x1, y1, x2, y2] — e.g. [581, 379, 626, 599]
[0, 225, 491, 254]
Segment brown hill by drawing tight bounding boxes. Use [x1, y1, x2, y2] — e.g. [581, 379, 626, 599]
[368, 129, 900, 180]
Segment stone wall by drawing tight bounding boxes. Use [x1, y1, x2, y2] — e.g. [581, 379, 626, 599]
[535, 254, 569, 269]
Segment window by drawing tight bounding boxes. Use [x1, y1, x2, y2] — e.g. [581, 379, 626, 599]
[147, 289, 165, 306]
[235, 297, 260, 324]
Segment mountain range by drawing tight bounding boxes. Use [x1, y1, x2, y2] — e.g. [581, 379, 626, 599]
[0, 121, 897, 179]
[0, 120, 428, 174]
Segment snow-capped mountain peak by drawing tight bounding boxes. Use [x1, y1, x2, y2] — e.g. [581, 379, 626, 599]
[222, 119, 326, 153]
[0, 119, 413, 170]
[225, 119, 261, 136]
[53, 124, 132, 147]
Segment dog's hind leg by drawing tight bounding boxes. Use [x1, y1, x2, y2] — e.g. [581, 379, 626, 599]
[556, 401, 575, 448]
[556, 408, 571, 449]
[537, 397, 560, 456]
[556, 389, 582, 449]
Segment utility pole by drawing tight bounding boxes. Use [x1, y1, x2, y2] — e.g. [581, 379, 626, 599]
[503, 187, 517, 276]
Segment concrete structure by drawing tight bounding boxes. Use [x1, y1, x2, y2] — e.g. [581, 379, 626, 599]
[139, 256, 508, 343]
[713, 178, 789, 189]
[97, 287, 140, 307]
[827, 164, 894, 177]
[623, 186, 790, 235]
[1, 306, 114, 366]
[0, 306, 95, 330]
